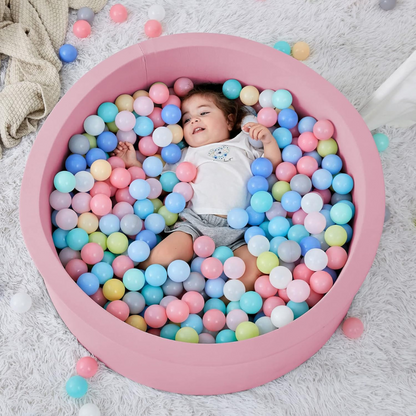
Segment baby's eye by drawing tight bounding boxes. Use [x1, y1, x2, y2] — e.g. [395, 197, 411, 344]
[200, 112, 209, 116]
[183, 118, 190, 124]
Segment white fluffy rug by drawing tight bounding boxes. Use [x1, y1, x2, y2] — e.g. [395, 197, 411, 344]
[1, 0, 416, 414]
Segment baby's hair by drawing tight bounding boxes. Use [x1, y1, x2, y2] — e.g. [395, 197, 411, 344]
[180, 83, 249, 139]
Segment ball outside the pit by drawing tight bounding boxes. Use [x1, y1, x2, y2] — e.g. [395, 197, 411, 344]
[372, 133, 389, 152]
[77, 7, 94, 24]
[292, 41, 310, 60]
[79, 403, 101, 416]
[66, 375, 88, 398]
[145, 19, 162, 38]
[273, 40, 291, 55]
[73, 20, 91, 38]
[10, 292, 32, 313]
[379, 0, 396, 10]
[76, 356, 98, 378]
[148, 4, 166, 21]
[110, 4, 128, 22]
[59, 44, 78, 63]
[342, 317, 364, 339]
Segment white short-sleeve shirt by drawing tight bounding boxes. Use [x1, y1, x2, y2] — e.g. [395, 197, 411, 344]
[163, 131, 264, 215]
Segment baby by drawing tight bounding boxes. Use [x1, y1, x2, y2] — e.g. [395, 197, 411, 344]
[114, 83, 282, 291]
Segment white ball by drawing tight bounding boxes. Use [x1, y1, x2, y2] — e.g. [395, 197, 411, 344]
[243, 106, 257, 116]
[83, 115, 105, 136]
[241, 114, 258, 128]
[223, 279, 246, 302]
[247, 235, 270, 257]
[152, 126, 173, 147]
[148, 4, 166, 21]
[255, 316, 276, 335]
[271, 305, 294, 328]
[79, 403, 101, 416]
[301, 193, 323, 214]
[75, 171, 95, 192]
[259, 89, 275, 108]
[10, 292, 32, 313]
[304, 248, 328, 271]
[269, 266, 292, 289]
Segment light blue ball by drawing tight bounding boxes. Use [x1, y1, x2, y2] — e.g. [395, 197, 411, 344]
[278, 108, 298, 129]
[204, 298, 226, 314]
[167, 259, 190, 283]
[190, 256, 204, 273]
[133, 199, 154, 219]
[165, 192, 186, 214]
[91, 262, 114, 285]
[282, 144, 302, 164]
[251, 158, 273, 177]
[85, 148, 106, 167]
[281, 190, 302, 212]
[273, 41, 291, 55]
[239, 291, 263, 314]
[216, 329, 237, 343]
[160, 172, 180, 192]
[205, 278, 225, 298]
[212, 246, 234, 264]
[226, 301, 241, 313]
[160, 323, 181, 340]
[246, 206, 265, 226]
[287, 224, 309, 243]
[332, 173, 354, 195]
[141, 285, 164, 305]
[123, 268, 145, 291]
[97, 102, 119, 123]
[66, 228, 89, 251]
[320, 209, 335, 230]
[52, 228, 69, 249]
[127, 240, 150, 262]
[298, 116, 317, 133]
[269, 236, 287, 255]
[251, 191, 273, 213]
[311, 168, 333, 190]
[272, 89, 293, 110]
[161, 104, 181, 124]
[129, 179, 150, 200]
[136, 229, 158, 249]
[227, 208, 249, 229]
[99, 214, 120, 235]
[161, 143, 182, 164]
[54, 171, 76, 193]
[330, 203, 353, 225]
[65, 153, 87, 175]
[322, 154, 342, 174]
[145, 264, 167, 287]
[222, 79, 242, 99]
[65, 375, 88, 398]
[181, 314, 204, 334]
[268, 216, 291, 237]
[247, 175, 269, 195]
[340, 223, 353, 243]
[287, 301, 309, 319]
[304, 150, 322, 166]
[299, 236, 321, 256]
[59, 44, 78, 63]
[372, 133, 389, 152]
[77, 272, 99, 296]
[134, 116, 154, 136]
[244, 226, 266, 244]
[259, 220, 273, 240]
[273, 127, 293, 148]
[142, 156, 164, 177]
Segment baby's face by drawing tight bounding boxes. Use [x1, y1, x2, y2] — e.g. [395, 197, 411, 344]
[181, 95, 233, 147]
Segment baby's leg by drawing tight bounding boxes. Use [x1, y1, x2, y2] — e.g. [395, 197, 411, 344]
[139, 231, 194, 269]
[233, 244, 263, 292]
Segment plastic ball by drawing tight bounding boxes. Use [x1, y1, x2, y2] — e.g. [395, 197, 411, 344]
[297, 155, 319, 178]
[223, 279, 246, 301]
[240, 86, 259, 106]
[273, 127, 292, 149]
[152, 126, 173, 147]
[257, 107, 278, 127]
[134, 116, 154, 137]
[77, 7, 94, 23]
[239, 291, 263, 314]
[304, 248, 328, 271]
[53, 171, 76, 193]
[304, 212, 326, 235]
[332, 173, 354, 195]
[313, 119, 334, 140]
[176, 161, 197, 182]
[76, 357, 98, 378]
[107, 232, 128, 254]
[322, 154, 342, 175]
[222, 79, 242, 100]
[286, 279, 310, 302]
[272, 89, 293, 110]
[148, 4, 166, 21]
[251, 158, 273, 177]
[73, 20, 91, 38]
[277, 239, 301, 263]
[269, 265, 292, 289]
[301, 193, 323, 214]
[342, 317, 364, 339]
[270, 305, 294, 328]
[227, 208, 249, 229]
[324, 225, 348, 247]
[251, 191, 273, 213]
[84, 115, 105, 136]
[330, 203, 353, 225]
[164, 192, 186, 214]
[280, 190, 301, 213]
[226, 309, 249, 331]
[103, 278, 126, 301]
[278, 108, 298, 129]
[79, 403, 101, 416]
[326, 246, 348, 269]
[174, 77, 194, 97]
[372, 133, 389, 152]
[292, 41, 310, 60]
[223, 256, 246, 279]
[161, 143, 181, 164]
[145, 19, 162, 37]
[161, 104, 181, 124]
[77, 213, 99, 234]
[317, 138, 338, 157]
[10, 292, 32, 313]
[68, 134, 90, 155]
[66, 375, 88, 398]
[379, 0, 396, 10]
[273, 40, 291, 55]
[257, 251, 279, 274]
[110, 4, 128, 22]
[166, 299, 189, 323]
[203, 309, 226, 332]
[90, 194, 112, 216]
[175, 327, 199, 343]
[127, 240, 150, 262]
[59, 44, 78, 63]
[235, 321, 259, 340]
[247, 235, 270, 257]
[298, 116, 317, 133]
[193, 236, 215, 258]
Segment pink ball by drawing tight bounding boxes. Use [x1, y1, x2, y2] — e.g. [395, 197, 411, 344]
[293, 263, 314, 283]
[298, 132, 318, 152]
[226, 309, 248, 331]
[90, 194, 112, 216]
[117, 129, 137, 144]
[286, 279, 311, 302]
[76, 357, 98, 378]
[133, 96, 154, 116]
[253, 102, 262, 113]
[159, 295, 178, 308]
[292, 208, 308, 225]
[112, 255, 134, 278]
[144, 19, 162, 38]
[304, 212, 326, 234]
[103, 179, 117, 197]
[90, 182, 111, 198]
[173, 78, 194, 97]
[106, 300, 130, 321]
[107, 156, 125, 170]
[310, 271, 333, 294]
[199, 333, 215, 344]
[203, 309, 226, 332]
[115, 187, 136, 204]
[289, 125, 299, 137]
[49, 190, 71, 210]
[81, 242, 104, 265]
[162, 95, 181, 108]
[326, 246, 348, 270]
[115, 110, 136, 131]
[266, 202, 287, 220]
[262, 296, 285, 317]
[110, 4, 128, 23]
[139, 136, 159, 156]
[173, 182, 193, 202]
[128, 166, 146, 181]
[257, 107, 278, 127]
[312, 188, 332, 204]
[147, 328, 161, 336]
[110, 167, 132, 189]
[166, 299, 190, 323]
[277, 288, 290, 303]
[112, 201, 134, 220]
[144, 304, 167, 328]
[275, 162, 297, 182]
[176, 162, 197, 182]
[313, 119, 334, 141]
[181, 291, 205, 314]
[65, 258, 88, 281]
[148, 107, 164, 128]
[305, 288, 323, 307]
[146, 178, 163, 199]
[135, 150, 146, 164]
[193, 236, 215, 258]
[342, 317, 364, 339]
[149, 83, 169, 105]
[223, 257, 246, 279]
[59, 247, 81, 267]
[90, 287, 107, 307]
[56, 208, 78, 230]
[73, 20, 91, 38]
[291, 136, 299, 146]
[254, 275, 278, 298]
[200, 257, 223, 279]
[297, 156, 319, 177]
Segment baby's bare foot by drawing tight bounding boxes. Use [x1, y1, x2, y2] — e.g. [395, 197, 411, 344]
[113, 142, 141, 168]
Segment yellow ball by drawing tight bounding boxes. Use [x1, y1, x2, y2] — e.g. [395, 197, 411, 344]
[90, 159, 112, 181]
[107, 232, 129, 254]
[317, 138, 338, 157]
[83, 133, 96, 148]
[106, 121, 119, 133]
[257, 251, 279, 274]
[115, 94, 134, 112]
[240, 86, 260, 106]
[324, 225, 348, 246]
[292, 42, 310, 60]
[132, 90, 150, 99]
[167, 124, 184, 144]
[103, 278, 125, 301]
[158, 206, 178, 226]
[89, 232, 107, 250]
[126, 315, 147, 331]
[150, 198, 163, 212]
[175, 327, 199, 343]
[272, 181, 291, 201]
[235, 321, 259, 341]
[78, 213, 99, 234]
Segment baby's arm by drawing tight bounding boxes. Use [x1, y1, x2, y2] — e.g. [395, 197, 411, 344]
[112, 142, 142, 168]
[242, 123, 282, 170]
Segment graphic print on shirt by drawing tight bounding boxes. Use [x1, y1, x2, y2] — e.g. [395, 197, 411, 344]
[207, 145, 233, 162]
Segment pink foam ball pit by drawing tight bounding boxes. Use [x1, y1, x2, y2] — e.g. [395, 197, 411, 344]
[20, 33, 384, 395]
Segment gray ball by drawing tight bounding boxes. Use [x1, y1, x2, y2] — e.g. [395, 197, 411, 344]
[77, 7, 95, 24]
[122, 292, 145, 314]
[331, 192, 352, 205]
[379, 0, 396, 11]
[183, 271, 206, 292]
[290, 174, 312, 196]
[162, 279, 183, 296]
[68, 134, 90, 155]
[277, 240, 301, 263]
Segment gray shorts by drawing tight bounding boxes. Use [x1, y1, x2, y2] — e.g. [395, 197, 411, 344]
[164, 208, 247, 252]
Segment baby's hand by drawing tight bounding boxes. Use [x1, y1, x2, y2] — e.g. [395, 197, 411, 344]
[242, 122, 274, 145]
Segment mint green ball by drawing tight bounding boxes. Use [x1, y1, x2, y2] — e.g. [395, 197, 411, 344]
[372, 133, 389, 152]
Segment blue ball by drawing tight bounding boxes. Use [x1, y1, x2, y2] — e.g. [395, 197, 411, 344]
[254, 311, 266, 322]
[278, 108, 298, 129]
[222, 79, 242, 99]
[77, 273, 99, 296]
[181, 314, 204, 334]
[299, 236, 321, 256]
[251, 158, 273, 177]
[227, 208, 249, 229]
[259, 220, 273, 240]
[133, 199, 154, 219]
[161, 143, 182, 164]
[141, 285, 164, 305]
[65, 154, 87, 175]
[323, 267, 338, 283]
[244, 226, 266, 244]
[205, 278, 225, 298]
[97, 102, 119, 123]
[287, 301, 309, 319]
[216, 329, 237, 343]
[269, 236, 287, 255]
[91, 262, 114, 285]
[145, 264, 167, 286]
[281, 190, 302, 212]
[204, 298, 226, 314]
[59, 44, 78, 63]
[51, 210, 58, 227]
[304, 150, 322, 166]
[247, 175, 269, 195]
[273, 41, 291, 55]
[66, 228, 89, 251]
[239, 291, 263, 314]
[129, 179, 151, 200]
[226, 301, 241, 313]
[142, 156, 163, 177]
[251, 191, 273, 213]
[212, 246, 234, 264]
[144, 213, 166, 234]
[52, 228, 69, 249]
[136, 229, 158, 249]
[165, 192, 186, 214]
[273, 127, 292, 148]
[246, 206, 265, 226]
[311, 168, 333, 190]
[322, 154, 342, 174]
[332, 173, 354, 195]
[159, 172, 180, 192]
[320, 209, 335, 230]
[167, 259, 191, 283]
[298, 116, 317, 133]
[134, 116, 154, 136]
[190, 256, 204, 273]
[65, 375, 88, 398]
[97, 131, 118, 153]
[268, 216, 290, 237]
[127, 240, 150, 262]
[160, 324, 181, 340]
[282, 144, 303, 164]
[99, 214, 120, 235]
[161, 104, 182, 124]
[85, 148, 106, 167]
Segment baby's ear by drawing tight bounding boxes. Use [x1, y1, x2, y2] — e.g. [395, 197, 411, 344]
[227, 114, 235, 130]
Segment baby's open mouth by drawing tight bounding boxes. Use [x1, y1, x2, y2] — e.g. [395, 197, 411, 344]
[193, 127, 205, 134]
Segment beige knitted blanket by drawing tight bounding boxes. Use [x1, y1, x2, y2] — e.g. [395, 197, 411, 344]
[0, 0, 107, 158]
